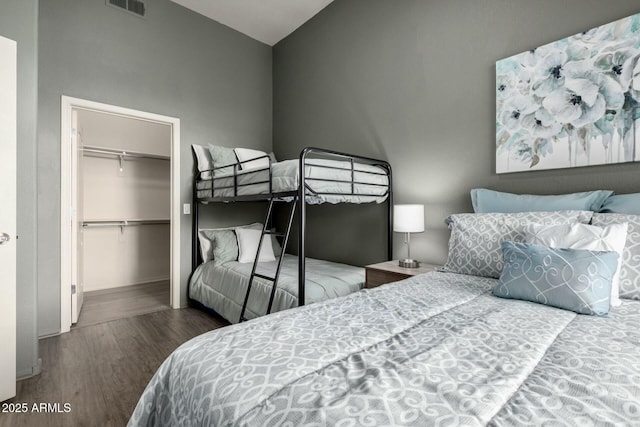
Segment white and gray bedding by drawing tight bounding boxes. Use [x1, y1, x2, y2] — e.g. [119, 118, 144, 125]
[189, 254, 365, 323]
[196, 158, 389, 204]
[130, 271, 640, 426]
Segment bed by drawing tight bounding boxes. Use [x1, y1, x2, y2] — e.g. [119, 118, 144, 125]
[132, 191, 640, 426]
[189, 254, 365, 323]
[129, 270, 640, 426]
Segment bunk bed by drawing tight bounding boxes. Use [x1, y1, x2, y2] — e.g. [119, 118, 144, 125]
[189, 146, 393, 323]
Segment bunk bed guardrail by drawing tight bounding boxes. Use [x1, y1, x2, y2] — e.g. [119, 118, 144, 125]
[199, 154, 275, 199]
[195, 150, 391, 202]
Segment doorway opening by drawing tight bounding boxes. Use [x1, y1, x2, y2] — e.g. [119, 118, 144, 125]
[60, 97, 181, 333]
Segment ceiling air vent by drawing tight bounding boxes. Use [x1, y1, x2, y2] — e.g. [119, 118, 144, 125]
[106, 0, 146, 18]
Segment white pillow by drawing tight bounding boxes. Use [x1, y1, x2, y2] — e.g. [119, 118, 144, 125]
[236, 228, 276, 263]
[524, 222, 629, 306]
[192, 144, 214, 179]
[234, 147, 270, 171]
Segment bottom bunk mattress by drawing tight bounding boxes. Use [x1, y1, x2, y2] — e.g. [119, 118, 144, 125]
[189, 254, 364, 323]
[132, 271, 640, 426]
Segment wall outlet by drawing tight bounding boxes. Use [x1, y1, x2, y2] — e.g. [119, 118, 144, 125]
[183, 203, 191, 215]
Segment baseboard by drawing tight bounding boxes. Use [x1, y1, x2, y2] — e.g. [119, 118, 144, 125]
[38, 330, 61, 339]
[16, 357, 42, 381]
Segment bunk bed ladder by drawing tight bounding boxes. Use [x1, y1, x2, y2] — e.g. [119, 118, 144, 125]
[239, 196, 298, 323]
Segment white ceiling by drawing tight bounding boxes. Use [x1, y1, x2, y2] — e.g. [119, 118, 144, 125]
[170, 0, 335, 46]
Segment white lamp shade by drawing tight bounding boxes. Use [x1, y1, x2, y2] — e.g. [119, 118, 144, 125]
[393, 204, 424, 233]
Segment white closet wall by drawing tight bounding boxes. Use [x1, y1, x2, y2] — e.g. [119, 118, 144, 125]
[78, 110, 171, 292]
[78, 110, 171, 156]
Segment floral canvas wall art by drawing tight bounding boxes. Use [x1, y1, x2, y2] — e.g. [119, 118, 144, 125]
[496, 13, 640, 173]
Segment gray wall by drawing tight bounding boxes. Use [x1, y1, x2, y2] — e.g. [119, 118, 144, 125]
[273, 0, 640, 266]
[22, 0, 640, 345]
[37, 0, 272, 336]
[0, 0, 40, 378]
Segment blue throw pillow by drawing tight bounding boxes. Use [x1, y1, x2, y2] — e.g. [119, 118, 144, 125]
[493, 241, 618, 315]
[599, 193, 640, 215]
[471, 188, 613, 213]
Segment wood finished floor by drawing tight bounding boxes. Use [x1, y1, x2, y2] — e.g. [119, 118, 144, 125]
[1, 308, 229, 427]
[75, 281, 171, 329]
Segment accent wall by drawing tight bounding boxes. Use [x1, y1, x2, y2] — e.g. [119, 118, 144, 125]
[273, 0, 640, 266]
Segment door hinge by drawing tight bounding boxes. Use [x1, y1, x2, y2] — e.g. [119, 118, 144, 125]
[71, 284, 77, 295]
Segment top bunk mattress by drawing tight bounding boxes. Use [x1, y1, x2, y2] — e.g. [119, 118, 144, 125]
[196, 158, 389, 204]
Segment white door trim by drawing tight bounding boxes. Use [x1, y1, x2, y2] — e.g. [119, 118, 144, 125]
[60, 96, 181, 333]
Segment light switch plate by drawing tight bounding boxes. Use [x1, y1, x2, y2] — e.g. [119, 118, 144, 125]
[183, 203, 191, 215]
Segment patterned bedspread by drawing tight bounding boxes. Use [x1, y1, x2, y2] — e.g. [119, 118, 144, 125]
[129, 272, 640, 426]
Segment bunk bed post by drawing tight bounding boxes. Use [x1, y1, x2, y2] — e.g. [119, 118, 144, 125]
[192, 177, 200, 272]
[387, 164, 393, 261]
[298, 148, 309, 307]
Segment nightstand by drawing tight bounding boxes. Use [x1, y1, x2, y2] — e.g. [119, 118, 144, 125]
[364, 260, 439, 288]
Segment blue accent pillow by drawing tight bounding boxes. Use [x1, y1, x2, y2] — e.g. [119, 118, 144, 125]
[599, 193, 640, 215]
[471, 189, 613, 213]
[493, 241, 618, 316]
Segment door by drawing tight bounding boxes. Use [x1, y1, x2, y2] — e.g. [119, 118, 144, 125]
[71, 110, 84, 323]
[0, 35, 17, 401]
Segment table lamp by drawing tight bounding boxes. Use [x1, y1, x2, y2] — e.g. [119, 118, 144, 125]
[394, 204, 424, 268]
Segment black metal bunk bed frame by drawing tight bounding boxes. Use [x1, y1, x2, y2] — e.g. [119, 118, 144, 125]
[191, 147, 393, 322]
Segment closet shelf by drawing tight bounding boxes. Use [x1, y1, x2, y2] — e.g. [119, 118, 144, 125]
[82, 219, 170, 228]
[81, 145, 170, 161]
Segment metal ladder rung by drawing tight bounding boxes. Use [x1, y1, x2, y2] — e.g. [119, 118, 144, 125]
[239, 196, 298, 323]
[263, 230, 285, 237]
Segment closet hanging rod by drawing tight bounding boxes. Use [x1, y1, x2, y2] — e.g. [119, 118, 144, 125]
[81, 145, 170, 161]
[82, 219, 170, 228]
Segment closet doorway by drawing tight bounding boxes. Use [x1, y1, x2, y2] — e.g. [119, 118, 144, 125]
[60, 97, 181, 333]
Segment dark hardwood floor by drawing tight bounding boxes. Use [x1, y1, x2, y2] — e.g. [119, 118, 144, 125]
[75, 281, 170, 329]
[0, 308, 228, 427]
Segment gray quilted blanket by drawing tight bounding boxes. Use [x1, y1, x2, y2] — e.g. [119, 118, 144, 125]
[129, 272, 640, 426]
[190, 255, 364, 324]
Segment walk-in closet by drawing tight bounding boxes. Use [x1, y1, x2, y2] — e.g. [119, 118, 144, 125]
[74, 109, 171, 327]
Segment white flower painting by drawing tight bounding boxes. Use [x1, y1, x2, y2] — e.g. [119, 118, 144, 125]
[496, 13, 640, 173]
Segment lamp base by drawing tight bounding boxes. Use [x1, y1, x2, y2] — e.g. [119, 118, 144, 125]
[398, 258, 420, 268]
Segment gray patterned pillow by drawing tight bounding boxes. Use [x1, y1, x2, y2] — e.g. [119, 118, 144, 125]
[591, 213, 640, 300]
[440, 211, 593, 278]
